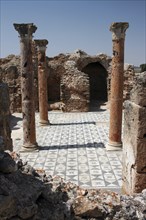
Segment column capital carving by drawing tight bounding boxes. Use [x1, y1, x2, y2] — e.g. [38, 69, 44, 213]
[13, 23, 37, 38]
[34, 39, 48, 51]
[110, 22, 129, 40]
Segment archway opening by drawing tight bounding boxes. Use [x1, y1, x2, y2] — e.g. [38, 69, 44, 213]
[82, 62, 108, 109]
[47, 77, 60, 102]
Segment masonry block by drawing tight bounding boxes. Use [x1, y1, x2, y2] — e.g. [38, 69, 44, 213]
[123, 166, 146, 194]
[124, 101, 146, 140]
[122, 72, 146, 194]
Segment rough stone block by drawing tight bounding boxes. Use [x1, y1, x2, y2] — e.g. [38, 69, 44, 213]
[123, 104, 146, 172]
[123, 74, 146, 194]
[123, 138, 146, 174]
[123, 159, 146, 194]
[135, 139, 146, 172]
[123, 169, 146, 194]
[132, 170, 146, 193]
[124, 101, 146, 141]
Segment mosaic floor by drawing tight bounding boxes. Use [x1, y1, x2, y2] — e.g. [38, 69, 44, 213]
[12, 110, 123, 192]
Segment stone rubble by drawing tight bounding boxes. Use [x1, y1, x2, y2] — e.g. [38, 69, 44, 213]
[0, 151, 146, 220]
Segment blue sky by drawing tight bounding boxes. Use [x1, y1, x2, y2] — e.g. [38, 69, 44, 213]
[0, 0, 146, 66]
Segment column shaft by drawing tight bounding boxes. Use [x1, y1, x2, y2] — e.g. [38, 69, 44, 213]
[109, 39, 124, 144]
[14, 23, 38, 150]
[34, 40, 49, 125]
[107, 22, 129, 150]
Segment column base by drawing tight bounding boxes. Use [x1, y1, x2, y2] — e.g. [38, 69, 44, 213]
[39, 119, 50, 126]
[106, 141, 122, 151]
[20, 142, 39, 152]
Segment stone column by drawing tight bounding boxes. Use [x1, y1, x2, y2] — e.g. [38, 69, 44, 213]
[13, 23, 38, 151]
[107, 22, 129, 150]
[34, 40, 50, 125]
[32, 41, 39, 112]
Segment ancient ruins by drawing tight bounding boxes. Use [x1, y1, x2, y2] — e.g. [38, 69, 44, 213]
[0, 22, 146, 219]
[0, 51, 136, 113]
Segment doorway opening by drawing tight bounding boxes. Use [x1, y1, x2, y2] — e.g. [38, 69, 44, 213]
[82, 62, 108, 110]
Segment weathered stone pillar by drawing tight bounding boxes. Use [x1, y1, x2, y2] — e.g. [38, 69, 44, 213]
[14, 23, 38, 151]
[32, 41, 39, 112]
[107, 22, 129, 150]
[34, 40, 50, 125]
[122, 72, 146, 194]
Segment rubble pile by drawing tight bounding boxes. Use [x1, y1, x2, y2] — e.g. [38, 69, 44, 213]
[0, 151, 146, 220]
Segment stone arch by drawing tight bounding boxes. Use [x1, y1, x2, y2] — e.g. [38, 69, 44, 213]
[82, 62, 108, 102]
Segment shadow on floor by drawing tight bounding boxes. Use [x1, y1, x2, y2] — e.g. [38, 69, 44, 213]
[38, 142, 105, 151]
[89, 101, 108, 112]
[10, 115, 22, 130]
[51, 121, 96, 126]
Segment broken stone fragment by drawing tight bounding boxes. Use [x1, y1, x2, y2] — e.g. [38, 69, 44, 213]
[0, 152, 17, 173]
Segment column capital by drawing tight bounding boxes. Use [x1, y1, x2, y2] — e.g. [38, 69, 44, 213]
[13, 23, 37, 38]
[34, 39, 48, 51]
[110, 22, 129, 40]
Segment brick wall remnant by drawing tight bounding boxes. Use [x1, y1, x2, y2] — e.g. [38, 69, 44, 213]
[107, 22, 129, 150]
[14, 23, 38, 151]
[123, 71, 146, 194]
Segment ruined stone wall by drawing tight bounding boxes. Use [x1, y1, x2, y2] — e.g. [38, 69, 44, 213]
[122, 72, 146, 194]
[0, 71, 13, 151]
[123, 64, 135, 100]
[0, 52, 40, 113]
[49, 50, 111, 112]
[0, 52, 136, 113]
[47, 54, 68, 102]
[0, 55, 21, 113]
[107, 64, 135, 101]
[61, 60, 89, 112]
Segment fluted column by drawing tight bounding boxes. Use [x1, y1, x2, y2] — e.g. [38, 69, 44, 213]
[34, 40, 50, 125]
[107, 22, 129, 150]
[14, 23, 38, 151]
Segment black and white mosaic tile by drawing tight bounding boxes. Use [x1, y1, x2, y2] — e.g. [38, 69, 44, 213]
[12, 111, 123, 191]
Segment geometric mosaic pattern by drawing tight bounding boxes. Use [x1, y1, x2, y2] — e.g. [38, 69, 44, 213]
[12, 110, 123, 192]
